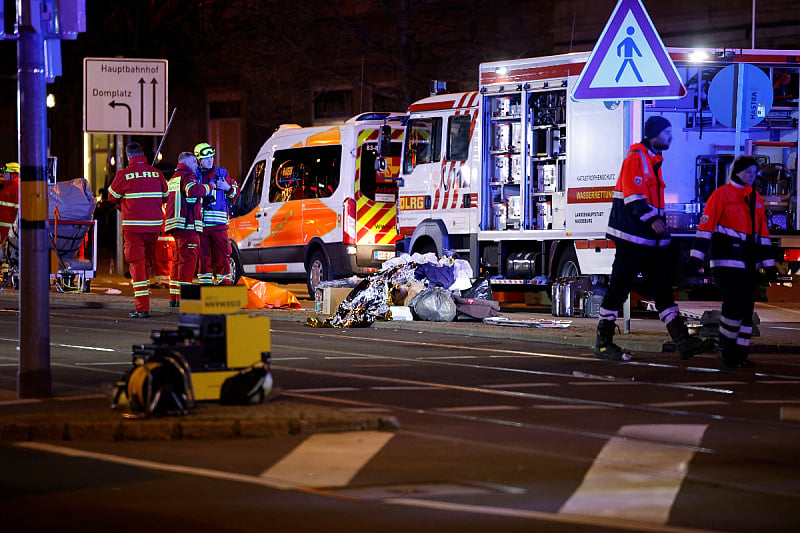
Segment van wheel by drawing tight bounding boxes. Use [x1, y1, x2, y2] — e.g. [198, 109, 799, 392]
[230, 244, 244, 284]
[307, 251, 330, 299]
[555, 248, 580, 278]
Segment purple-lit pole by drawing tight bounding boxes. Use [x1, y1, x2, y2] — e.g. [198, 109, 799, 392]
[17, 0, 51, 398]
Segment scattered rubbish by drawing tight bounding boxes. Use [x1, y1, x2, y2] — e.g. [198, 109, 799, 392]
[105, 288, 122, 295]
[482, 316, 572, 328]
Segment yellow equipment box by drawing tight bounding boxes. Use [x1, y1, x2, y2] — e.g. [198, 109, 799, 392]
[180, 285, 248, 315]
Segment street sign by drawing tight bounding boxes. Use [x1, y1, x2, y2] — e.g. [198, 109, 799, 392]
[708, 64, 773, 129]
[83, 57, 168, 134]
[572, 0, 685, 101]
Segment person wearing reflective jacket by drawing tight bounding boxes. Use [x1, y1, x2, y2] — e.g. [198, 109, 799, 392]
[108, 143, 168, 318]
[164, 152, 213, 306]
[0, 162, 20, 243]
[690, 156, 777, 368]
[194, 142, 239, 285]
[594, 116, 714, 361]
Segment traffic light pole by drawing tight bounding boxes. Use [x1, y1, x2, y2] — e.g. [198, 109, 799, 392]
[17, 0, 51, 398]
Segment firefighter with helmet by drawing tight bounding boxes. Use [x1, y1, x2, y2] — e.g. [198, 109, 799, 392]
[194, 143, 239, 284]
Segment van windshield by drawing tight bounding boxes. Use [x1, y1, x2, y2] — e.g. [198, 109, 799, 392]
[359, 141, 401, 203]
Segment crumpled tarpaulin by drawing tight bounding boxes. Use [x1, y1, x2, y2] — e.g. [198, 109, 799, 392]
[237, 276, 302, 309]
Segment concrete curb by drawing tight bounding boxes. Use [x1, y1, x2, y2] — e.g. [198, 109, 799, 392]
[0, 397, 398, 442]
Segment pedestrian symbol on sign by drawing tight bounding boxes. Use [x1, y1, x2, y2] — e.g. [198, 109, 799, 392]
[615, 26, 643, 83]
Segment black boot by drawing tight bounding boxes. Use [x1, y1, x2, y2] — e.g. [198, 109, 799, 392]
[719, 342, 755, 368]
[594, 320, 626, 361]
[667, 316, 716, 360]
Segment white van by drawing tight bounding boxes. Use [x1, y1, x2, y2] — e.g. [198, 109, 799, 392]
[228, 112, 406, 297]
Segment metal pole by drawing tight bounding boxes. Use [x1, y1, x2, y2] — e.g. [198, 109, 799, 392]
[751, 0, 756, 49]
[622, 100, 632, 334]
[152, 107, 178, 165]
[115, 135, 124, 275]
[17, 0, 51, 398]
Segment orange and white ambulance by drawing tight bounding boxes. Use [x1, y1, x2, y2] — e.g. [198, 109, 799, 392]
[228, 112, 406, 297]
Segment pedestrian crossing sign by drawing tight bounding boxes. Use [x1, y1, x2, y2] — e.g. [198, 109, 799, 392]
[572, 0, 685, 101]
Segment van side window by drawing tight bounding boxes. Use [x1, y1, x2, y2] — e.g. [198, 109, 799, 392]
[403, 118, 442, 174]
[236, 159, 266, 214]
[446, 115, 471, 162]
[269, 146, 342, 203]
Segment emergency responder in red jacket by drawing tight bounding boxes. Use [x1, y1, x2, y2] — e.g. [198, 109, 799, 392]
[164, 151, 213, 306]
[595, 116, 715, 361]
[0, 162, 20, 243]
[690, 156, 777, 368]
[108, 143, 168, 318]
[194, 143, 239, 285]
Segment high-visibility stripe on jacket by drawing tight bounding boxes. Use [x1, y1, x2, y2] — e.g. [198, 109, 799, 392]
[200, 166, 239, 228]
[165, 163, 212, 233]
[606, 142, 670, 247]
[107, 155, 168, 233]
[690, 181, 775, 270]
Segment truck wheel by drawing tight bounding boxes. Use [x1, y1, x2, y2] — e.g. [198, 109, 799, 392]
[555, 248, 580, 278]
[306, 251, 330, 299]
[229, 245, 244, 284]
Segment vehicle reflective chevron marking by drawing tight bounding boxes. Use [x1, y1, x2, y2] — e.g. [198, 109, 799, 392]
[355, 128, 400, 246]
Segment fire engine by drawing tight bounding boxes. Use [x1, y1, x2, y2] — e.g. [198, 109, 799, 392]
[397, 49, 800, 291]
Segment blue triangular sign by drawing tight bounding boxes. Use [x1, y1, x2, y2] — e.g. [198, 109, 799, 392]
[572, 0, 686, 100]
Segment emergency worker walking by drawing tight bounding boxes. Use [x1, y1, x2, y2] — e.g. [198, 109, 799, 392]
[165, 151, 213, 306]
[594, 116, 715, 361]
[0, 162, 20, 243]
[690, 156, 777, 368]
[108, 143, 168, 318]
[194, 142, 239, 285]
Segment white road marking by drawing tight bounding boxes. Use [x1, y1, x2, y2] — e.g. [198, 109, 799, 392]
[434, 405, 521, 413]
[370, 386, 441, 391]
[646, 401, 727, 408]
[559, 424, 708, 525]
[17, 441, 713, 531]
[389, 498, 713, 533]
[531, 404, 613, 410]
[288, 387, 358, 393]
[260, 431, 394, 488]
[482, 383, 558, 389]
[420, 356, 477, 360]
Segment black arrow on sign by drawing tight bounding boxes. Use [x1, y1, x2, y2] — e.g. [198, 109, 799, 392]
[108, 100, 132, 128]
[151, 78, 158, 128]
[138, 78, 145, 127]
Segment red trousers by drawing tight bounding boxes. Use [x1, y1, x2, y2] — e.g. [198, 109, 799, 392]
[153, 234, 174, 285]
[123, 231, 159, 312]
[169, 229, 200, 302]
[198, 225, 232, 284]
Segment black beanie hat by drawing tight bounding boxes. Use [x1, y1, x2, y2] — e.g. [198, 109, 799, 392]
[730, 156, 759, 178]
[644, 116, 671, 139]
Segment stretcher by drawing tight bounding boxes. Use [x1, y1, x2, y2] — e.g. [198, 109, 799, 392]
[2, 178, 97, 293]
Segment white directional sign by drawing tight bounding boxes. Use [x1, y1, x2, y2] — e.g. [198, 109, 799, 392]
[83, 57, 168, 134]
[572, 0, 685, 100]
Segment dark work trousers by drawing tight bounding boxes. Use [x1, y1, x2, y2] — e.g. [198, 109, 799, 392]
[123, 231, 159, 312]
[713, 267, 756, 357]
[198, 225, 232, 285]
[168, 229, 200, 303]
[601, 241, 678, 320]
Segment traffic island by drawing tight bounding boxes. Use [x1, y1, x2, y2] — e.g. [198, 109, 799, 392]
[0, 397, 396, 442]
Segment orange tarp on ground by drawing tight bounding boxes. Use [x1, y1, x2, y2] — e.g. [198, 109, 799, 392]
[237, 276, 302, 309]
